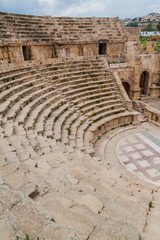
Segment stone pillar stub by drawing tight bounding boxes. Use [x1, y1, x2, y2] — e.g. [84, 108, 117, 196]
[132, 56, 141, 100]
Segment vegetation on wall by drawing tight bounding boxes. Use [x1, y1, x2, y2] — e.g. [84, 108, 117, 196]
[157, 21, 160, 31]
[142, 23, 157, 32]
[126, 22, 139, 27]
[139, 36, 160, 51]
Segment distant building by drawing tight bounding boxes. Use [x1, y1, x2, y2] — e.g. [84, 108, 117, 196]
[141, 14, 160, 22]
[148, 13, 159, 16]
[140, 31, 160, 36]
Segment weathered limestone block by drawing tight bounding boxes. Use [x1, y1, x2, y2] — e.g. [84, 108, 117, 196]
[78, 194, 103, 214]
[36, 200, 94, 240]
[88, 220, 140, 240]
[0, 177, 78, 240]
[11, 200, 78, 240]
[0, 210, 25, 240]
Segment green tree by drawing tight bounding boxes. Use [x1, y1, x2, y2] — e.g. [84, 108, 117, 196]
[126, 22, 139, 27]
[143, 23, 156, 32]
[157, 21, 160, 31]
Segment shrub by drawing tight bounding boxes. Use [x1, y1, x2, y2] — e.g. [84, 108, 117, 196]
[52, 76, 58, 80]
[126, 22, 139, 27]
[66, 127, 71, 135]
[149, 201, 154, 211]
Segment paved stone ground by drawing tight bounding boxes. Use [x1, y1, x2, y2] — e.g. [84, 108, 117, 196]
[142, 98, 160, 111]
[117, 131, 160, 185]
[95, 121, 160, 185]
[94, 121, 160, 240]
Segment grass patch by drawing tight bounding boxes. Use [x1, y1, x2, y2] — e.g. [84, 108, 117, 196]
[93, 117, 102, 123]
[120, 123, 130, 127]
[140, 38, 147, 47]
[90, 95, 101, 100]
[66, 127, 71, 135]
[16, 235, 44, 240]
[149, 201, 154, 211]
[154, 41, 160, 51]
[52, 76, 58, 80]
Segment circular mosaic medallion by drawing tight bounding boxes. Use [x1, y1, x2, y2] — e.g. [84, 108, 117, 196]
[117, 131, 160, 186]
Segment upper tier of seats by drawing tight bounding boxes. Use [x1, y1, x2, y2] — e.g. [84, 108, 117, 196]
[0, 12, 127, 43]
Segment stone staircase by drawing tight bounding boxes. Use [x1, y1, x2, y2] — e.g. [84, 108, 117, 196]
[133, 100, 146, 113]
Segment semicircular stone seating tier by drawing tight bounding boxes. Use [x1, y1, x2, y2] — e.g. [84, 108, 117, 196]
[0, 57, 131, 156]
[0, 57, 157, 240]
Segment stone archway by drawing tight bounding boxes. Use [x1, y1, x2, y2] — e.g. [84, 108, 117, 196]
[139, 71, 149, 95]
[122, 82, 131, 98]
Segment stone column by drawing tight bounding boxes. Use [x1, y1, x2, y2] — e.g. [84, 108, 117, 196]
[146, 41, 154, 54]
[131, 56, 141, 100]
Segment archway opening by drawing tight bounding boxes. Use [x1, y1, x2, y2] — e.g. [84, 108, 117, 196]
[22, 45, 32, 61]
[79, 47, 84, 56]
[99, 43, 106, 55]
[140, 71, 149, 95]
[122, 82, 131, 98]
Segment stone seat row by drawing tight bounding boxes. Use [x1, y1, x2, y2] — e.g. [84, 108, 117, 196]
[1, 59, 154, 240]
[0, 57, 127, 158]
[38, 90, 119, 138]
[0, 68, 108, 105]
[0, 12, 125, 42]
[0, 126, 152, 240]
[3, 79, 118, 132]
[0, 58, 101, 77]
[0, 81, 49, 116]
[0, 59, 125, 157]
[0, 59, 104, 85]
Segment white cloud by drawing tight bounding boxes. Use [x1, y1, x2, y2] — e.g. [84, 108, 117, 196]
[147, 3, 160, 13]
[37, 0, 57, 15]
[38, 0, 56, 6]
[0, 0, 160, 18]
[60, 0, 110, 16]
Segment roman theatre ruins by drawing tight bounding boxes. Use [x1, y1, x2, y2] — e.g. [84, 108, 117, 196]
[0, 11, 160, 240]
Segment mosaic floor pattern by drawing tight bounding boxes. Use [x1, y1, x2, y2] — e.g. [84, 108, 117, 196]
[117, 131, 160, 185]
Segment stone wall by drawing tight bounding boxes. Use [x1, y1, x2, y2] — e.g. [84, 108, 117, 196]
[139, 54, 160, 84]
[0, 41, 127, 64]
[110, 63, 135, 98]
[144, 105, 160, 126]
[0, 12, 128, 64]
[125, 27, 141, 41]
[111, 53, 160, 100]
[124, 40, 160, 100]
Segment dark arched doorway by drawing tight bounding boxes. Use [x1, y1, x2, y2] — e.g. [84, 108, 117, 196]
[122, 82, 131, 98]
[140, 71, 149, 95]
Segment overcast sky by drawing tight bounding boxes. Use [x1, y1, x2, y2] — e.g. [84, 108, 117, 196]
[0, 0, 160, 19]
